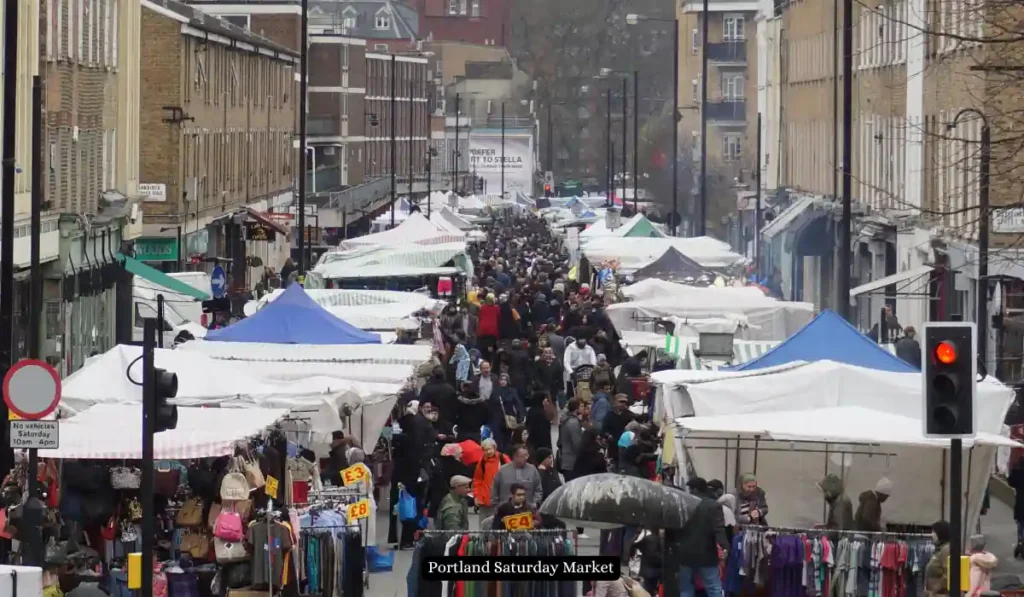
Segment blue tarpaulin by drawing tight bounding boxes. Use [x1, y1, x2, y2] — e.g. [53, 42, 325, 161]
[731, 309, 916, 373]
[205, 284, 382, 345]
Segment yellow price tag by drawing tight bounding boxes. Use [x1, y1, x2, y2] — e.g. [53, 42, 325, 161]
[265, 476, 279, 499]
[347, 499, 371, 522]
[340, 463, 370, 485]
[502, 512, 534, 531]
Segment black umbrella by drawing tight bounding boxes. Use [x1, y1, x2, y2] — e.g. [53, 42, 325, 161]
[539, 473, 701, 529]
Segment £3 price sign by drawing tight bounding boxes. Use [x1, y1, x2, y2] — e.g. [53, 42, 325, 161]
[265, 476, 280, 500]
[340, 463, 370, 485]
[502, 512, 534, 531]
[347, 499, 371, 522]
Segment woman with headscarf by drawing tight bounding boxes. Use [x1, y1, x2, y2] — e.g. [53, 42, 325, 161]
[449, 338, 471, 385]
[491, 373, 525, 453]
[498, 294, 521, 340]
[571, 428, 609, 479]
[731, 473, 769, 526]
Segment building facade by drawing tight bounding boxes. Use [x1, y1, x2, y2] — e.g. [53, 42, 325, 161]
[407, 0, 510, 46]
[137, 0, 297, 295]
[757, 0, 1024, 379]
[677, 0, 759, 234]
[308, 34, 368, 194]
[365, 53, 430, 188]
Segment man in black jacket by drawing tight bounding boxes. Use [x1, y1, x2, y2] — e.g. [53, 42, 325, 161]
[670, 477, 728, 597]
[419, 367, 458, 421]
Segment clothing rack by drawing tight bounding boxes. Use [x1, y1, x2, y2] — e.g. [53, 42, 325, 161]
[738, 525, 932, 538]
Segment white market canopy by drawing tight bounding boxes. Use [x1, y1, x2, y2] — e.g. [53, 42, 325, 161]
[42, 404, 289, 460]
[244, 288, 444, 331]
[580, 214, 666, 239]
[313, 242, 470, 281]
[675, 406, 1019, 449]
[622, 278, 768, 302]
[583, 236, 746, 271]
[178, 338, 431, 365]
[339, 212, 465, 249]
[430, 207, 476, 232]
[654, 360, 1016, 530]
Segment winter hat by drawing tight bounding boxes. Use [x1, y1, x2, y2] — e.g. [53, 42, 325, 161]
[449, 475, 472, 488]
[969, 534, 987, 551]
[874, 477, 893, 495]
[535, 447, 553, 464]
[740, 473, 757, 484]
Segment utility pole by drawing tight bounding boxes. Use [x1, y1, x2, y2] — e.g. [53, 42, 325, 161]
[0, 0, 20, 528]
[454, 92, 461, 194]
[547, 102, 554, 172]
[389, 55, 397, 226]
[633, 70, 639, 212]
[621, 76, 627, 208]
[501, 102, 506, 198]
[699, 0, 709, 236]
[838, 0, 853, 319]
[606, 88, 612, 206]
[297, 0, 308, 276]
[755, 112, 762, 273]
[671, 20, 680, 236]
[408, 61, 414, 210]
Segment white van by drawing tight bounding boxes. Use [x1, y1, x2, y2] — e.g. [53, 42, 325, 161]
[132, 272, 212, 345]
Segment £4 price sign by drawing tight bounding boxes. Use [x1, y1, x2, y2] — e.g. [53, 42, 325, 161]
[502, 512, 534, 531]
[340, 463, 370, 485]
[347, 499, 371, 522]
[265, 476, 280, 500]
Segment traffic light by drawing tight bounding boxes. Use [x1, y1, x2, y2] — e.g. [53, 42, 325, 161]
[922, 322, 976, 437]
[153, 367, 179, 433]
[544, 184, 552, 197]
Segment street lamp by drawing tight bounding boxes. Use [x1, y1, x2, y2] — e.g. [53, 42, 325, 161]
[626, 12, 688, 236]
[597, 69, 635, 212]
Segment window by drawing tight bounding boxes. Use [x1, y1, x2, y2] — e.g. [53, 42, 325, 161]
[222, 15, 250, 29]
[691, 28, 699, 54]
[721, 73, 744, 99]
[723, 15, 745, 41]
[691, 78, 699, 102]
[470, 0, 480, 16]
[448, 0, 458, 14]
[374, 9, 390, 30]
[459, 0, 468, 14]
[723, 133, 742, 161]
[342, 6, 356, 28]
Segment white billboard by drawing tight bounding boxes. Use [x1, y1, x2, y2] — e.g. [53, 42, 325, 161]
[468, 133, 534, 196]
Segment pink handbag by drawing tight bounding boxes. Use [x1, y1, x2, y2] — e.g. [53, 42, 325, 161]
[213, 511, 243, 542]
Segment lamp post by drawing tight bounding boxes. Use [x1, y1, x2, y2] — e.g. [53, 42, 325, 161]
[626, 13, 681, 235]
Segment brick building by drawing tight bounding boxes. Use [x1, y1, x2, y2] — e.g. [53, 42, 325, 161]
[365, 53, 430, 184]
[676, 0, 758, 230]
[137, 0, 298, 286]
[757, 0, 1024, 376]
[184, 1, 303, 51]
[407, 0, 510, 46]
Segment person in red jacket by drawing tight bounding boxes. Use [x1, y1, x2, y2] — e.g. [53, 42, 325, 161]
[477, 294, 500, 357]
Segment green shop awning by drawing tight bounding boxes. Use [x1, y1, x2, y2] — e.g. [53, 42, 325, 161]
[116, 253, 210, 300]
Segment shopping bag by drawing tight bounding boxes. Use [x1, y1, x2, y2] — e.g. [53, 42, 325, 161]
[365, 545, 395, 573]
[398, 488, 418, 521]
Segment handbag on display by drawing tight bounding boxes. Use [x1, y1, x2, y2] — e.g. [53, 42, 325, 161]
[181, 530, 211, 560]
[213, 537, 248, 564]
[119, 520, 138, 543]
[238, 455, 265, 490]
[207, 503, 222, 531]
[101, 512, 118, 541]
[126, 497, 143, 522]
[213, 511, 243, 542]
[225, 499, 252, 522]
[175, 497, 204, 527]
[220, 472, 250, 501]
[154, 466, 181, 497]
[110, 467, 142, 490]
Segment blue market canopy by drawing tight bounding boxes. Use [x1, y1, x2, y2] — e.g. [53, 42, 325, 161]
[731, 309, 916, 373]
[205, 283, 382, 345]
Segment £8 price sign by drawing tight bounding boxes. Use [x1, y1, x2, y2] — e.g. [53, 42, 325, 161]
[347, 499, 371, 522]
[265, 476, 280, 500]
[502, 512, 534, 531]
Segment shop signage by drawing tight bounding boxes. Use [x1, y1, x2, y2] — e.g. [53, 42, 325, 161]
[346, 499, 371, 522]
[139, 183, 167, 202]
[135, 237, 179, 262]
[9, 420, 59, 449]
[244, 221, 276, 242]
[502, 512, 534, 531]
[468, 133, 534, 194]
[992, 207, 1024, 233]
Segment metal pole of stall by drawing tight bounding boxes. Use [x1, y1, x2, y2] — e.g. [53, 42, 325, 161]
[838, 0, 853, 319]
[390, 55, 397, 226]
[297, 0, 308, 276]
[157, 295, 165, 348]
[454, 93, 461, 194]
[755, 112, 762, 273]
[408, 61, 414, 209]
[605, 88, 612, 207]
[633, 70, 639, 212]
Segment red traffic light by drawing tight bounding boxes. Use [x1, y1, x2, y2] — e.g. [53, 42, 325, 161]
[544, 184, 551, 191]
[935, 341, 957, 365]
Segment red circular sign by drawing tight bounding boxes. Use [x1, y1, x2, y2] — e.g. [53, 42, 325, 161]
[3, 359, 62, 420]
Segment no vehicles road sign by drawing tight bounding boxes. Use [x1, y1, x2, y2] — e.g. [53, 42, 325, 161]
[3, 359, 61, 420]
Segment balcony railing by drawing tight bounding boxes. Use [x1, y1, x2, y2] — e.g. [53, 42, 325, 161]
[705, 100, 746, 122]
[707, 41, 747, 63]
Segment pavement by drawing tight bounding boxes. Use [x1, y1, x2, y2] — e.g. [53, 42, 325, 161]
[361, 483, 1024, 596]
